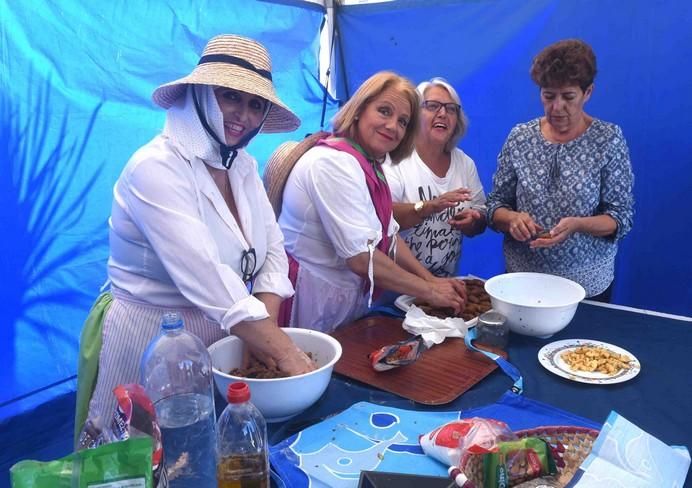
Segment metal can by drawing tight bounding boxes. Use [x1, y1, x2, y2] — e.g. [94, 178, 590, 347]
[476, 311, 509, 349]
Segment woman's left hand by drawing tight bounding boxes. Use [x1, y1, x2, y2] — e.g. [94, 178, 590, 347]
[530, 217, 582, 248]
[275, 345, 318, 376]
[426, 275, 468, 304]
[242, 339, 317, 376]
[241, 343, 278, 370]
[234, 319, 318, 376]
[448, 208, 484, 234]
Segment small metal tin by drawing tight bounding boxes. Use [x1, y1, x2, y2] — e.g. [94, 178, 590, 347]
[476, 311, 509, 349]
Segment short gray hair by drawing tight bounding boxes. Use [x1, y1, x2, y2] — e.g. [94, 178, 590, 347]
[416, 77, 469, 152]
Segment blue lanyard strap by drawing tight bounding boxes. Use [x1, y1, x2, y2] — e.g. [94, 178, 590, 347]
[464, 327, 524, 394]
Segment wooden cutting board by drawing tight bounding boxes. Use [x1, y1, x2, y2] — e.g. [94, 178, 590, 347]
[331, 316, 507, 405]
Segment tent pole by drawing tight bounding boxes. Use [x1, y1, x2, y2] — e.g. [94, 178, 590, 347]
[333, 0, 350, 102]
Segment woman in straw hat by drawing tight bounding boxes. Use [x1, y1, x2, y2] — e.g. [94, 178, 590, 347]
[74, 34, 315, 442]
[268, 71, 467, 333]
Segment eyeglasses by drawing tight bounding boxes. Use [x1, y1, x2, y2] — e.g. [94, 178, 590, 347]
[241, 248, 256, 293]
[422, 100, 460, 115]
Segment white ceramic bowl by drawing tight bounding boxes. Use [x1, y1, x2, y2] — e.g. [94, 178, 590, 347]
[484, 272, 586, 338]
[208, 328, 342, 423]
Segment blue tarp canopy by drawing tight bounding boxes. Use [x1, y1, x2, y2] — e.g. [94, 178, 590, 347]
[1, 0, 690, 421]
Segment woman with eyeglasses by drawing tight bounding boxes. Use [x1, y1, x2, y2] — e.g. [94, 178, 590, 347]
[74, 35, 316, 441]
[486, 39, 634, 301]
[274, 71, 467, 332]
[383, 77, 487, 278]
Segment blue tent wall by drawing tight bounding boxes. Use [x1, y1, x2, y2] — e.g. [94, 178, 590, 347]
[0, 0, 334, 421]
[335, 0, 692, 316]
[1, 0, 690, 424]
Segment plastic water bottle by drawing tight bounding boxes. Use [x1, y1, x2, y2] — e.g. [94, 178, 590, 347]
[216, 382, 269, 488]
[140, 312, 217, 487]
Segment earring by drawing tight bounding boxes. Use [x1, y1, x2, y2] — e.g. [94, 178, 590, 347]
[354, 116, 359, 121]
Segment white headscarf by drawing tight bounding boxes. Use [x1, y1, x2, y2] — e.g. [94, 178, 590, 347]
[163, 85, 231, 170]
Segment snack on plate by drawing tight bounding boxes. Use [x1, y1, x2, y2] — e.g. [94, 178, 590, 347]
[413, 278, 492, 321]
[562, 345, 631, 375]
[462, 279, 493, 320]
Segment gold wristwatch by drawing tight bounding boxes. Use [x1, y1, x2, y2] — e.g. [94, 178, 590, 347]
[414, 200, 425, 215]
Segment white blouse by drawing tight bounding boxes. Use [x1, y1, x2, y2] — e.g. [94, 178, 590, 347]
[279, 145, 399, 331]
[108, 135, 294, 331]
[280, 145, 399, 284]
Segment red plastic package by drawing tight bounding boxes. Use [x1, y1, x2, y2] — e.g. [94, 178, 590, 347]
[420, 417, 517, 468]
[368, 336, 426, 371]
[112, 384, 167, 488]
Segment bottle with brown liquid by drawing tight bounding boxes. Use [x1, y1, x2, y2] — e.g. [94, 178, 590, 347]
[216, 382, 269, 488]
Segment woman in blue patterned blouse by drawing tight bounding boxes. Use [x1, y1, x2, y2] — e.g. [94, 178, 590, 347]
[486, 39, 634, 301]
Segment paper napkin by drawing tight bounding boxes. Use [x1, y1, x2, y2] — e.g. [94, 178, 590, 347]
[402, 305, 469, 348]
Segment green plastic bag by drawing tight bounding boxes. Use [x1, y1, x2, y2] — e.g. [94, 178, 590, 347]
[10, 437, 153, 488]
[483, 437, 557, 488]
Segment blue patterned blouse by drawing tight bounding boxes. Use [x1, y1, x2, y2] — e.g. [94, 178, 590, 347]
[486, 118, 634, 297]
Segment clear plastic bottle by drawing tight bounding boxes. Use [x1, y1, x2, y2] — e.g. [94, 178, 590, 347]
[216, 382, 269, 488]
[140, 312, 217, 487]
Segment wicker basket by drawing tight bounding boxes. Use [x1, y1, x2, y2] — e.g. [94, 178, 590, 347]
[460, 425, 599, 487]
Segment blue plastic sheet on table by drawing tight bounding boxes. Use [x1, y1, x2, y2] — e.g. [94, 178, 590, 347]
[565, 411, 690, 488]
[269, 391, 600, 488]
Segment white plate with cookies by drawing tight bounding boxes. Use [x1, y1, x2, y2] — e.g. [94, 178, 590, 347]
[538, 339, 641, 384]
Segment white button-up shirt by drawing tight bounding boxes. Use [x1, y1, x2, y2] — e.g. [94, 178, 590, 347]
[108, 135, 293, 331]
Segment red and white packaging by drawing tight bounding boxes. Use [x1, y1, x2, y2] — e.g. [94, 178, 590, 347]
[419, 417, 517, 468]
[112, 384, 167, 488]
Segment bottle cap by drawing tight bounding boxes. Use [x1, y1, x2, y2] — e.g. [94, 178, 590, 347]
[227, 381, 250, 403]
[161, 312, 183, 330]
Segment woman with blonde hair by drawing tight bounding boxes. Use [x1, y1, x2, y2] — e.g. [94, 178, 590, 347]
[270, 71, 467, 332]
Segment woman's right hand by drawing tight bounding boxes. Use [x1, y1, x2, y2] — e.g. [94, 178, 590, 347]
[426, 188, 472, 215]
[506, 211, 543, 242]
[233, 320, 317, 376]
[424, 277, 467, 315]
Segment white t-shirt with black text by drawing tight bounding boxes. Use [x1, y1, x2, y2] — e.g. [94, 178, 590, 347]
[384, 147, 485, 276]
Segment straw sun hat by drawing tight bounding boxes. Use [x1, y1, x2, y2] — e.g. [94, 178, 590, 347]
[152, 34, 300, 133]
[263, 131, 330, 216]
